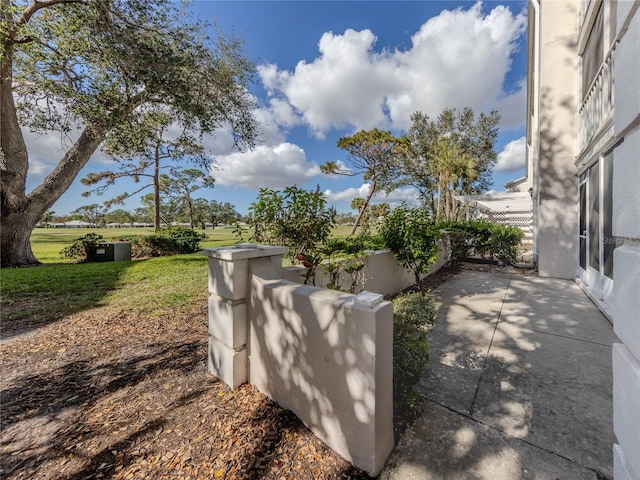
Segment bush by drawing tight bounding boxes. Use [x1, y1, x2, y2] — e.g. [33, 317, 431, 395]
[393, 293, 436, 413]
[437, 220, 523, 266]
[115, 227, 206, 258]
[161, 226, 207, 254]
[380, 205, 442, 290]
[247, 186, 336, 261]
[61, 233, 104, 261]
[488, 224, 523, 264]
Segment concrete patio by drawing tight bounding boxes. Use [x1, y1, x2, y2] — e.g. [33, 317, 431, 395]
[382, 270, 617, 480]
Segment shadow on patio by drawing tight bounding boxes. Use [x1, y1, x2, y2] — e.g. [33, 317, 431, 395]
[382, 269, 616, 480]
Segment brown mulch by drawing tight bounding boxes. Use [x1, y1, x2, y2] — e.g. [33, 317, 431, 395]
[0, 302, 372, 480]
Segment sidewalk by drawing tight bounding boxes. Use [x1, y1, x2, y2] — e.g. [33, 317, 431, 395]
[381, 271, 617, 480]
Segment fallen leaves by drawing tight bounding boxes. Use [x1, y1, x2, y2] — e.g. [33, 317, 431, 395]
[0, 304, 371, 480]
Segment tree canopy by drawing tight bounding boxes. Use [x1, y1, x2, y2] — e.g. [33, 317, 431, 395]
[1, 0, 258, 267]
[322, 128, 401, 234]
[399, 108, 500, 219]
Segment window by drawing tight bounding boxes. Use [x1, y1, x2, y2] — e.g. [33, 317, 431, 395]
[582, 3, 604, 99]
[588, 162, 600, 271]
[579, 180, 587, 270]
[603, 153, 614, 278]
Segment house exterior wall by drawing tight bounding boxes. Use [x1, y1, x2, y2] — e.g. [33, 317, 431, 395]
[611, 3, 640, 480]
[529, 1, 640, 479]
[528, 0, 580, 279]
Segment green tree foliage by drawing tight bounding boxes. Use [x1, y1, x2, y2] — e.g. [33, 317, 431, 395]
[380, 205, 442, 291]
[70, 204, 106, 226]
[39, 210, 55, 228]
[322, 129, 401, 234]
[159, 168, 215, 228]
[103, 208, 134, 226]
[369, 202, 390, 226]
[399, 108, 500, 219]
[81, 111, 214, 230]
[1, 0, 258, 267]
[247, 186, 336, 261]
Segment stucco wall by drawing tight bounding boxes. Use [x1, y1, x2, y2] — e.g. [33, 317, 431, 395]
[249, 257, 394, 476]
[204, 246, 395, 476]
[535, 0, 580, 279]
[611, 3, 640, 480]
[282, 246, 448, 296]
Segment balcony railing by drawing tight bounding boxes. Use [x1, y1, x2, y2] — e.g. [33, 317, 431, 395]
[579, 43, 616, 154]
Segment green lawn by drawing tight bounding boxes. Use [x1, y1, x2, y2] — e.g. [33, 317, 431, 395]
[1, 225, 358, 329]
[30, 226, 242, 263]
[29, 225, 355, 263]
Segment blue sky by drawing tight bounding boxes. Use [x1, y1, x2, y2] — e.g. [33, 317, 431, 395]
[25, 0, 529, 216]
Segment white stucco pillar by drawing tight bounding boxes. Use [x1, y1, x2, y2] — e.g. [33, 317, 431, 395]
[203, 244, 288, 389]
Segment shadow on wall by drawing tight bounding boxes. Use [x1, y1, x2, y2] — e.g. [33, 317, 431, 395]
[246, 257, 393, 476]
[394, 271, 615, 478]
[535, 12, 580, 278]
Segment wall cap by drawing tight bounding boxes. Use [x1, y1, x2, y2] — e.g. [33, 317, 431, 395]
[202, 245, 289, 261]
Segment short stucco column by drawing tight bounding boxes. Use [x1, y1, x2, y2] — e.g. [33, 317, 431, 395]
[203, 244, 288, 389]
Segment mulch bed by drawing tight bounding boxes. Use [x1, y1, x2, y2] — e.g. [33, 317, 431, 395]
[1, 261, 531, 480]
[1, 302, 372, 480]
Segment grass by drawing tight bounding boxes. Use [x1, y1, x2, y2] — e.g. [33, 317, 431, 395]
[30, 226, 241, 263]
[1, 224, 359, 327]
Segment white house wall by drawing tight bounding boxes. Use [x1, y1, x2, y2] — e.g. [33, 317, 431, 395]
[534, 0, 580, 279]
[611, 2, 640, 480]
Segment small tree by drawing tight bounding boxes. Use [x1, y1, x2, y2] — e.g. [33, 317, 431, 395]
[398, 108, 500, 218]
[322, 129, 401, 234]
[247, 186, 336, 261]
[159, 168, 215, 228]
[380, 205, 441, 292]
[70, 204, 105, 227]
[40, 210, 55, 228]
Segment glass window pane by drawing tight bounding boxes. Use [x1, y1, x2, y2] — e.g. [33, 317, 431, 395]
[603, 154, 614, 278]
[589, 162, 600, 271]
[582, 4, 604, 99]
[579, 182, 587, 270]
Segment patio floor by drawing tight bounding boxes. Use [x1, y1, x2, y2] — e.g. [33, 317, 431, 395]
[381, 270, 617, 480]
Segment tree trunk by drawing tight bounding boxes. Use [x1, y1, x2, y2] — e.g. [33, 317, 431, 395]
[187, 195, 194, 228]
[153, 142, 161, 230]
[350, 180, 377, 235]
[1, 210, 41, 267]
[1, 32, 108, 266]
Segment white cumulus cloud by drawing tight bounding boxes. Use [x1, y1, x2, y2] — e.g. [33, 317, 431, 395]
[258, 2, 526, 138]
[495, 136, 526, 172]
[214, 142, 321, 190]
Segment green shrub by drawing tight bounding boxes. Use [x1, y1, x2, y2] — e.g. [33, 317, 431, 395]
[247, 186, 336, 261]
[437, 220, 524, 266]
[393, 292, 436, 413]
[487, 224, 523, 264]
[60, 233, 104, 261]
[114, 227, 206, 258]
[380, 205, 442, 290]
[161, 226, 207, 254]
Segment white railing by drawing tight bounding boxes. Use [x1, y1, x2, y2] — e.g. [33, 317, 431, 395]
[579, 43, 616, 153]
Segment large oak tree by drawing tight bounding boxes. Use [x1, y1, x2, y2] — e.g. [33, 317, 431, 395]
[1, 0, 258, 267]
